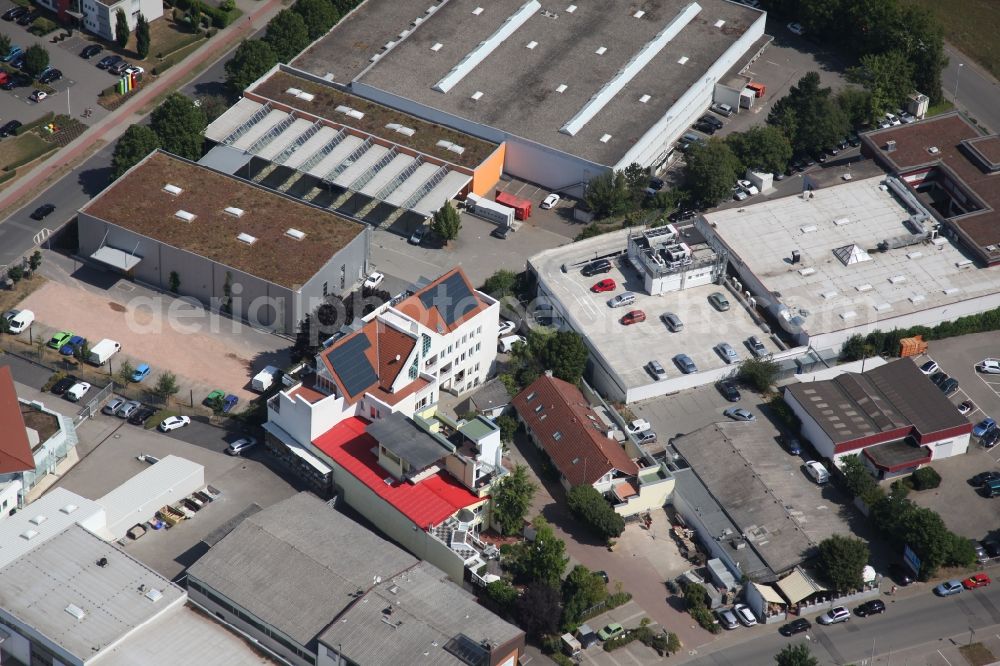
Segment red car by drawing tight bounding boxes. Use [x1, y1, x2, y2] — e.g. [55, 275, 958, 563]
[963, 573, 991, 589]
[621, 310, 646, 325]
[592, 278, 616, 293]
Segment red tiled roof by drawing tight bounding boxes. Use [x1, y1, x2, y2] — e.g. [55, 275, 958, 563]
[288, 385, 325, 404]
[394, 268, 488, 334]
[0, 366, 34, 475]
[317, 320, 418, 405]
[512, 375, 638, 486]
[313, 417, 482, 529]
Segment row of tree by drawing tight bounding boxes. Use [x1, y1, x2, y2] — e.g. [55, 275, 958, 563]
[841, 305, 1000, 361]
[499, 328, 589, 395]
[114, 10, 151, 59]
[111, 93, 208, 179]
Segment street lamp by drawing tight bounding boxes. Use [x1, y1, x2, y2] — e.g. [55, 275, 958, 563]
[954, 63, 964, 103]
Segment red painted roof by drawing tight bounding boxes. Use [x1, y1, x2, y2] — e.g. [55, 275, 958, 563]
[0, 366, 34, 475]
[512, 375, 638, 486]
[313, 417, 482, 529]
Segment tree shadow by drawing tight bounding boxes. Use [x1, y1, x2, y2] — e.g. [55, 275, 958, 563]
[78, 164, 112, 197]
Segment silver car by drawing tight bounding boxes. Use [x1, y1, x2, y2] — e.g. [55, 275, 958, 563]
[647, 360, 666, 380]
[102, 397, 126, 415]
[716, 342, 739, 364]
[116, 400, 141, 419]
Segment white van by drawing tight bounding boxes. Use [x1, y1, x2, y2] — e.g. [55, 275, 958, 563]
[6, 309, 34, 334]
[252, 366, 280, 392]
[498, 334, 525, 353]
[805, 460, 830, 484]
[609, 292, 636, 308]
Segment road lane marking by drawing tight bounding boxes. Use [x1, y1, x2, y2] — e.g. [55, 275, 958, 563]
[938, 650, 952, 665]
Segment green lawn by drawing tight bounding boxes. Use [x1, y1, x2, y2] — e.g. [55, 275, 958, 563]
[903, 0, 1000, 78]
[0, 132, 55, 171]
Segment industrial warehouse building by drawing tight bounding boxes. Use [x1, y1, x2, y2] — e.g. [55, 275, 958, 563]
[78, 150, 371, 334]
[284, 0, 768, 193]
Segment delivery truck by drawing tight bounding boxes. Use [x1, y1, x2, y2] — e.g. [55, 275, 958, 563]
[88, 339, 121, 366]
[466, 193, 515, 227]
[252, 366, 281, 393]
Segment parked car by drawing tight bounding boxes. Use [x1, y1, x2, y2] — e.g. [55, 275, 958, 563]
[116, 400, 141, 419]
[940, 378, 960, 396]
[661, 312, 683, 332]
[855, 600, 886, 617]
[225, 437, 258, 456]
[1, 46, 23, 63]
[408, 226, 428, 245]
[38, 69, 62, 84]
[158, 415, 191, 432]
[974, 418, 996, 438]
[50, 375, 78, 395]
[59, 335, 86, 356]
[127, 405, 156, 426]
[985, 540, 1000, 559]
[934, 580, 963, 597]
[594, 570, 609, 583]
[102, 397, 127, 416]
[929, 371, 948, 386]
[109, 60, 133, 75]
[977, 359, 1000, 374]
[971, 471, 1000, 487]
[804, 460, 830, 484]
[597, 623, 625, 641]
[972, 540, 989, 564]
[1, 7, 28, 20]
[723, 406, 755, 422]
[221, 394, 239, 413]
[131, 363, 151, 382]
[708, 292, 730, 311]
[818, 607, 850, 625]
[710, 102, 734, 117]
[363, 271, 384, 289]
[627, 419, 652, 434]
[716, 342, 739, 364]
[958, 400, 975, 415]
[919, 359, 939, 374]
[962, 573, 991, 589]
[778, 434, 802, 455]
[693, 121, 717, 135]
[0, 120, 21, 137]
[48, 330, 74, 349]
[581, 259, 612, 276]
[983, 428, 1000, 450]
[778, 618, 811, 636]
[733, 189, 749, 202]
[0, 74, 29, 90]
[733, 604, 757, 627]
[636, 431, 658, 445]
[787, 22, 805, 35]
[737, 179, 759, 196]
[717, 608, 739, 630]
[203, 389, 225, 407]
[28, 90, 47, 103]
[674, 353, 697, 374]
[97, 54, 123, 69]
[747, 336, 767, 357]
[700, 114, 723, 130]
[718, 380, 740, 402]
[540, 193, 560, 209]
[647, 360, 666, 380]
[592, 278, 616, 293]
[30, 203, 55, 220]
[888, 563, 914, 586]
[65, 381, 92, 402]
[16, 10, 39, 26]
[497, 319, 516, 336]
[621, 310, 645, 325]
[80, 44, 103, 59]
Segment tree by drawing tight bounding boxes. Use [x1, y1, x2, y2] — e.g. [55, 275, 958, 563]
[188, 0, 202, 28]
[847, 50, 914, 119]
[117, 360, 136, 385]
[168, 271, 181, 293]
[841, 454, 884, 506]
[111, 125, 161, 180]
[775, 643, 819, 666]
[8, 265, 23, 283]
[293, 0, 339, 39]
[684, 139, 742, 206]
[497, 414, 517, 443]
[29, 251, 41, 272]
[22, 44, 49, 80]
[195, 94, 230, 123]
[725, 126, 793, 175]
[566, 484, 625, 541]
[292, 313, 318, 361]
[737, 355, 779, 393]
[537, 330, 588, 385]
[135, 13, 150, 59]
[264, 9, 310, 63]
[482, 269, 520, 299]
[897, 4, 945, 104]
[0, 34, 10, 57]
[225, 39, 278, 93]
[584, 169, 632, 219]
[836, 87, 874, 130]
[150, 93, 207, 161]
[504, 516, 568, 586]
[516, 583, 561, 637]
[491, 465, 537, 536]
[485, 579, 518, 614]
[817, 535, 869, 591]
[561, 565, 608, 628]
[154, 371, 179, 398]
[431, 201, 462, 243]
[115, 9, 130, 49]
[768, 72, 849, 154]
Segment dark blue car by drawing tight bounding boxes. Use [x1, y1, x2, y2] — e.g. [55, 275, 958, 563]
[221, 394, 239, 414]
[59, 335, 86, 356]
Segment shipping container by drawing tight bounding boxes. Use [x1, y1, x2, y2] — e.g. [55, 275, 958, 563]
[466, 193, 515, 227]
[495, 191, 532, 220]
[747, 82, 765, 97]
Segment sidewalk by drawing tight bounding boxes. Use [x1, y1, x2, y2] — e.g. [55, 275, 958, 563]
[0, 0, 285, 219]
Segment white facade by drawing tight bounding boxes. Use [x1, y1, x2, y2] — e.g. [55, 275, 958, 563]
[79, 0, 164, 43]
[0, 479, 21, 520]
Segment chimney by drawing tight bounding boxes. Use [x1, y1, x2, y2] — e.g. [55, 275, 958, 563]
[886, 139, 896, 152]
[791, 250, 801, 264]
[544, 369, 553, 377]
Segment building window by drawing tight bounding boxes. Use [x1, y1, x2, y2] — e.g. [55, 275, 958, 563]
[525, 392, 536, 402]
[408, 358, 418, 380]
[370, 406, 376, 418]
[534, 405, 544, 413]
[475, 342, 481, 352]
[553, 432, 562, 441]
[448, 344, 453, 354]
[474, 363, 480, 372]
[460, 352, 466, 361]
[462, 334, 467, 344]
[477, 326, 482, 335]
[421, 334, 431, 355]
[340, 265, 346, 290]
[322, 282, 328, 297]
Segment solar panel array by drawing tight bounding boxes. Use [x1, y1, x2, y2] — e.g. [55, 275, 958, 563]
[327, 334, 378, 396]
[418, 271, 477, 326]
[443, 634, 490, 666]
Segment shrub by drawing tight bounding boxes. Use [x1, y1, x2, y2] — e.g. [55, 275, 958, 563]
[29, 17, 57, 35]
[689, 606, 721, 633]
[42, 372, 66, 393]
[566, 484, 625, 540]
[911, 466, 942, 491]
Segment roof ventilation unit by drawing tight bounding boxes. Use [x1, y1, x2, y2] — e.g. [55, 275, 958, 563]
[237, 233, 258, 245]
[470, 91, 483, 101]
[886, 140, 896, 152]
[431, 42, 443, 51]
[600, 134, 612, 143]
[386, 123, 401, 131]
[163, 184, 182, 196]
[224, 206, 245, 218]
[396, 126, 415, 137]
[297, 92, 315, 102]
[595, 46, 607, 55]
[714, 19, 725, 27]
[556, 84, 567, 93]
[335, 105, 352, 114]
[21, 529, 38, 540]
[888, 275, 906, 284]
[472, 6, 483, 14]
[678, 56, 689, 65]
[928, 146, 940, 154]
[60, 504, 78, 514]
[97, 557, 108, 567]
[175, 210, 195, 222]
[639, 94, 651, 103]
[633, 10, 645, 18]
[447, 144, 466, 155]
[436, 140, 454, 149]
[145, 588, 164, 603]
[856, 283, 873, 292]
[566, 4, 576, 12]
[286, 228, 306, 241]
[65, 604, 86, 621]
[29, 515, 46, 525]
[526, 40, 537, 49]
[286, 87, 303, 96]
[346, 109, 365, 120]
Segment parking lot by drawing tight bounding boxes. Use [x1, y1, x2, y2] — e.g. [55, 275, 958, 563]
[494, 174, 586, 240]
[572, 600, 665, 666]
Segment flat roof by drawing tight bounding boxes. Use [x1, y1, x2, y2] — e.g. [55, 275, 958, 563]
[701, 175, 1000, 338]
[672, 422, 818, 578]
[81, 151, 366, 290]
[299, 0, 763, 165]
[0, 488, 108, 570]
[0, 525, 185, 662]
[186, 492, 417, 647]
[864, 113, 1000, 261]
[98, 455, 204, 536]
[369, 412, 452, 471]
[251, 70, 498, 169]
[863, 439, 932, 472]
[318, 560, 523, 665]
[312, 417, 483, 529]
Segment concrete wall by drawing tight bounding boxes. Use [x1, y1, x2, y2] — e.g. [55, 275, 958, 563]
[298, 227, 371, 319]
[782, 389, 836, 459]
[612, 475, 674, 517]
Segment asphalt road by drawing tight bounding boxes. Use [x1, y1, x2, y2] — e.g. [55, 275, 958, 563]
[943, 44, 1000, 134]
[683, 578, 1000, 666]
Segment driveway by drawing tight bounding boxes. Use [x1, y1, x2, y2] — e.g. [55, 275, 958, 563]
[18, 251, 291, 404]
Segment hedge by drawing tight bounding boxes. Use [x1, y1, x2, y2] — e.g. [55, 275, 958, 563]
[841, 308, 1000, 361]
[911, 466, 942, 491]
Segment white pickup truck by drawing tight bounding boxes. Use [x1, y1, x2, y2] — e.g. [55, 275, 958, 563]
[626, 419, 651, 434]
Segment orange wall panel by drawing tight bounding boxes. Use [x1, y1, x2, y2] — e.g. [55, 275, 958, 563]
[472, 143, 506, 196]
